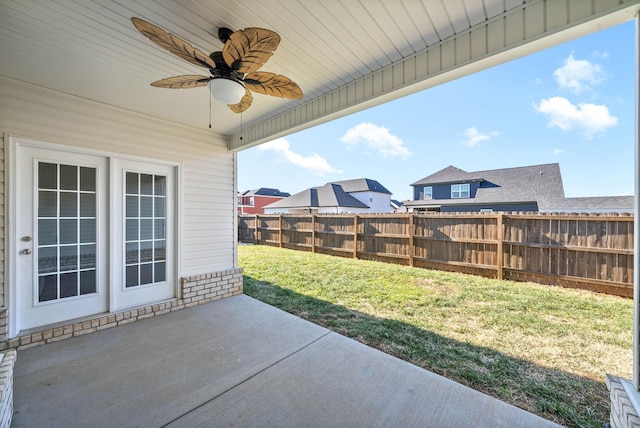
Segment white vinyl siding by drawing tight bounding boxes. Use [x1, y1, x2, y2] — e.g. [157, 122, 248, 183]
[1, 78, 236, 293]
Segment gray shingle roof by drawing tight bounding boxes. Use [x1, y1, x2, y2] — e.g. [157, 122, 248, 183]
[264, 183, 369, 209]
[542, 196, 634, 212]
[241, 188, 290, 197]
[330, 178, 392, 194]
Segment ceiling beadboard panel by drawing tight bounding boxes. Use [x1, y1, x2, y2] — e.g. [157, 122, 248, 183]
[0, 0, 637, 147]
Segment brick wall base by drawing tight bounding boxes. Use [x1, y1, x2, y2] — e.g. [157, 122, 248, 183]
[607, 374, 640, 428]
[0, 351, 16, 428]
[0, 267, 243, 351]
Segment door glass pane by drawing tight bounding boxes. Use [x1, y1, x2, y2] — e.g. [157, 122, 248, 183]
[126, 266, 138, 288]
[79, 167, 95, 191]
[140, 174, 153, 195]
[59, 219, 77, 244]
[79, 244, 96, 269]
[80, 270, 96, 295]
[59, 192, 77, 217]
[80, 219, 95, 243]
[38, 163, 57, 189]
[140, 264, 153, 285]
[126, 172, 138, 194]
[140, 220, 153, 240]
[140, 241, 153, 263]
[126, 219, 138, 241]
[80, 193, 96, 217]
[125, 172, 167, 287]
[59, 245, 78, 271]
[38, 247, 57, 274]
[154, 176, 166, 196]
[126, 242, 138, 264]
[154, 262, 166, 282]
[38, 191, 57, 217]
[154, 197, 165, 217]
[38, 275, 57, 302]
[38, 219, 57, 245]
[126, 196, 138, 217]
[154, 219, 165, 239]
[154, 240, 166, 261]
[60, 165, 77, 190]
[60, 272, 78, 298]
[37, 161, 97, 302]
[140, 197, 153, 217]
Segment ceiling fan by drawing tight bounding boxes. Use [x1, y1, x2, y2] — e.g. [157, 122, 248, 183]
[131, 17, 303, 113]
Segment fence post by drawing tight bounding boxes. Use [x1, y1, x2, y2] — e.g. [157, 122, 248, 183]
[353, 214, 358, 259]
[409, 214, 414, 267]
[279, 215, 283, 248]
[311, 214, 316, 253]
[496, 213, 504, 280]
[254, 214, 259, 244]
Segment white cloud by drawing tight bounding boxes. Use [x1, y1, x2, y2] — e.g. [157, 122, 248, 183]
[534, 96, 618, 139]
[341, 122, 410, 159]
[553, 53, 603, 94]
[258, 138, 343, 175]
[551, 148, 565, 155]
[460, 127, 500, 148]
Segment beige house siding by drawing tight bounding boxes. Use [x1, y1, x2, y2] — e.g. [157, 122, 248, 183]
[0, 77, 239, 338]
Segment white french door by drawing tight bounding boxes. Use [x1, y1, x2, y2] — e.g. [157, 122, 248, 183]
[17, 146, 108, 330]
[111, 159, 175, 310]
[12, 139, 177, 334]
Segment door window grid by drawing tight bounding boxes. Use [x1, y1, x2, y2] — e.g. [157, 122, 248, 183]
[125, 172, 166, 288]
[37, 162, 97, 302]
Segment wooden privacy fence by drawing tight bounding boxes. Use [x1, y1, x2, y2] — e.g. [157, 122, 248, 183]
[238, 213, 634, 298]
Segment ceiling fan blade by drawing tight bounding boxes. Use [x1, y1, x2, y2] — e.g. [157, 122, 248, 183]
[150, 75, 212, 89]
[228, 89, 253, 113]
[131, 17, 217, 69]
[244, 72, 303, 99]
[222, 28, 280, 74]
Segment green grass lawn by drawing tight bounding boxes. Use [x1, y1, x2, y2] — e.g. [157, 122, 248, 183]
[239, 244, 633, 428]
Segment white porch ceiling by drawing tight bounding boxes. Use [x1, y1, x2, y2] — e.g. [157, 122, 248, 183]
[1, 0, 638, 150]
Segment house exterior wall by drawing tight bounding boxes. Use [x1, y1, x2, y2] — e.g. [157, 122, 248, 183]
[238, 195, 286, 214]
[319, 206, 371, 214]
[349, 191, 392, 213]
[0, 78, 240, 341]
[413, 182, 480, 201]
[439, 202, 539, 213]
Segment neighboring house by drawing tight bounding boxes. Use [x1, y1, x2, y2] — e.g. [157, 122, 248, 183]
[264, 178, 393, 214]
[332, 178, 393, 213]
[404, 163, 633, 213]
[391, 199, 404, 212]
[237, 188, 290, 214]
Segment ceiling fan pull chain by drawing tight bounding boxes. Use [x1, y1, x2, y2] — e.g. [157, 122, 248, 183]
[240, 111, 243, 141]
[209, 81, 212, 129]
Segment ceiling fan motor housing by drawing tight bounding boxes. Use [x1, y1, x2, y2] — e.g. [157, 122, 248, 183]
[218, 27, 233, 43]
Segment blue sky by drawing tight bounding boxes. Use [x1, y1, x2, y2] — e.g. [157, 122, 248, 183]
[238, 21, 635, 202]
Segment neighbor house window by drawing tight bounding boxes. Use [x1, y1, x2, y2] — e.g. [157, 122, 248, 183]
[423, 186, 432, 200]
[451, 183, 470, 199]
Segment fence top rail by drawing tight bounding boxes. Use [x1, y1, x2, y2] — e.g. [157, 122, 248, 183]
[500, 213, 634, 221]
[239, 212, 634, 220]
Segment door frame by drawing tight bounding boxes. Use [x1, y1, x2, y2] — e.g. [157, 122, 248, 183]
[6, 135, 182, 338]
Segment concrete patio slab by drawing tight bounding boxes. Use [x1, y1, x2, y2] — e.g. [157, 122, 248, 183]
[12, 295, 559, 428]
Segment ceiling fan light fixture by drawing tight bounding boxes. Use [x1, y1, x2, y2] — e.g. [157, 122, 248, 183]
[210, 77, 245, 104]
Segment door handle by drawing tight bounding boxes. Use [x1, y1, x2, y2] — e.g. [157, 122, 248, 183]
[19, 249, 31, 255]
